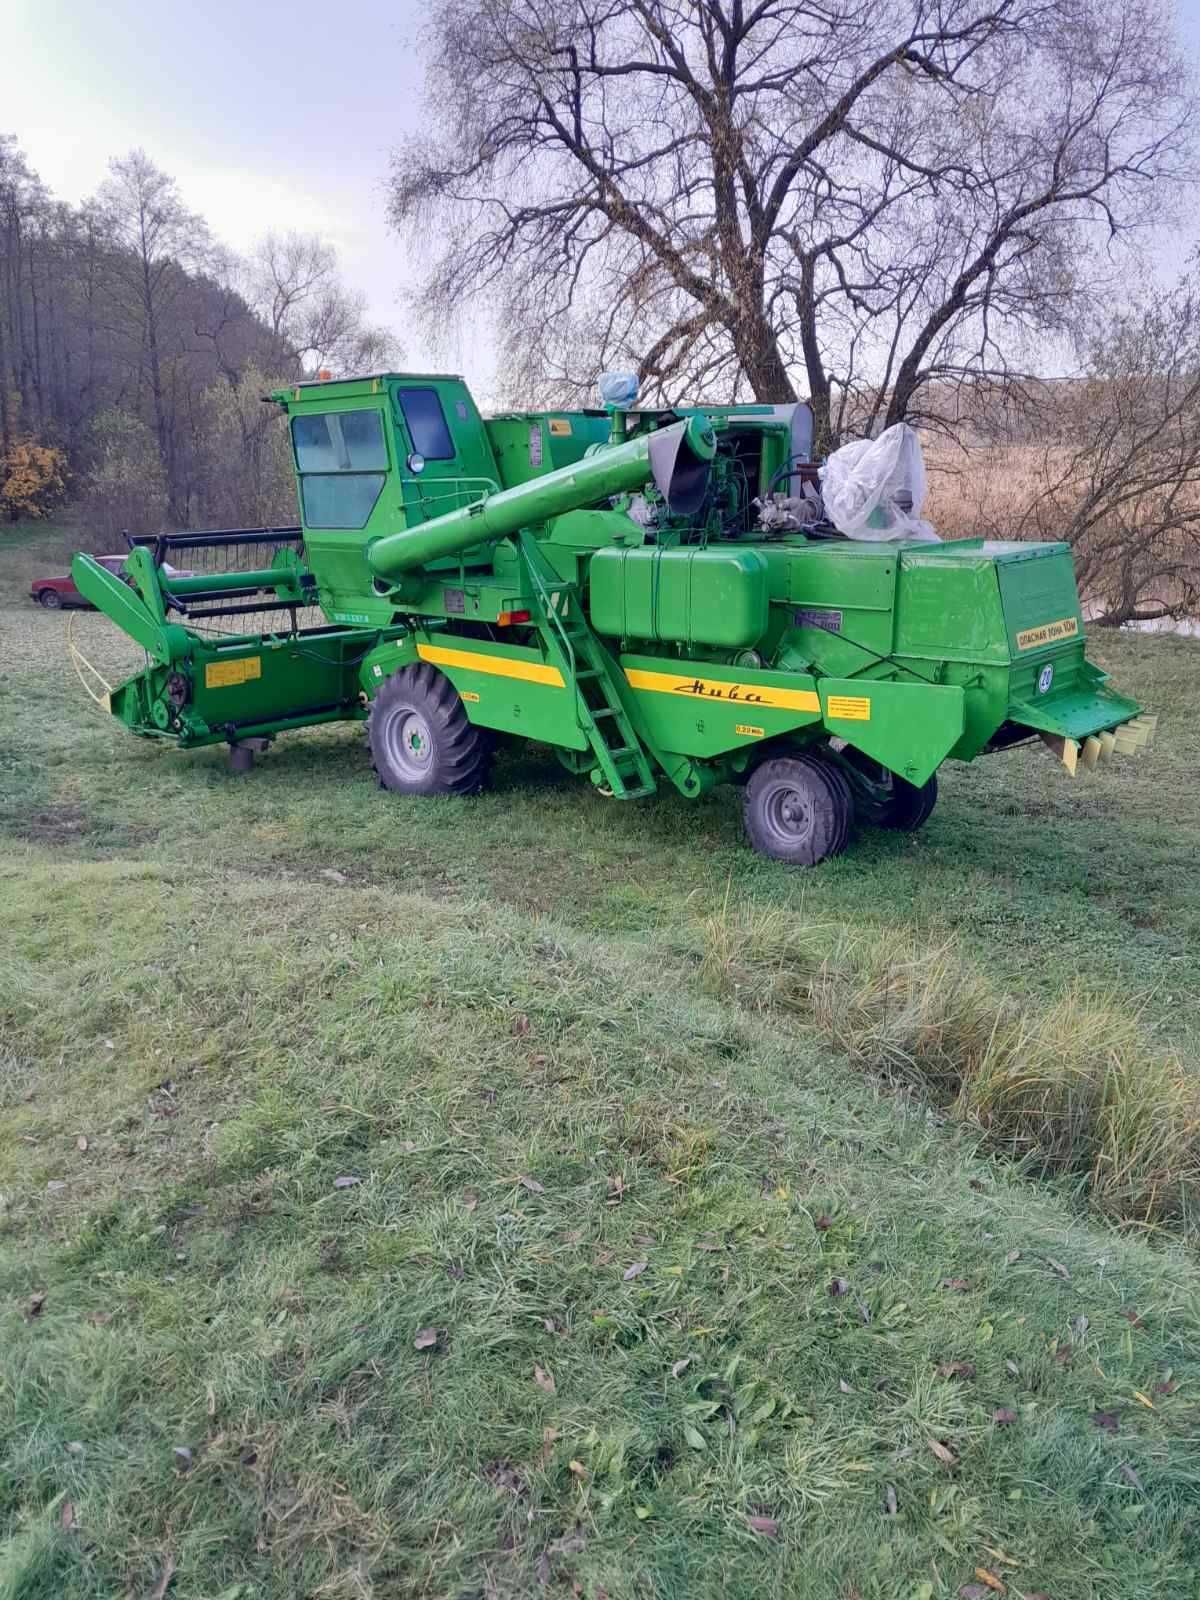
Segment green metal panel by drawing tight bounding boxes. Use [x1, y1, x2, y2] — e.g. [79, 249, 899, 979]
[819, 678, 966, 787]
[485, 412, 611, 487]
[408, 630, 590, 751]
[619, 652, 822, 760]
[589, 547, 769, 648]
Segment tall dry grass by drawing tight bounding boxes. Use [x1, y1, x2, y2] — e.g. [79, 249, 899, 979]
[700, 901, 1200, 1229]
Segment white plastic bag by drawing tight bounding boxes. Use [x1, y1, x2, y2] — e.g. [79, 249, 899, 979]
[818, 423, 940, 542]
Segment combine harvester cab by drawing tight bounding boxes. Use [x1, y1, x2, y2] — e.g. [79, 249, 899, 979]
[71, 371, 1151, 865]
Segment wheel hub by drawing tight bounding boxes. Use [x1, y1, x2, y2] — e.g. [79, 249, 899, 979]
[382, 707, 434, 777]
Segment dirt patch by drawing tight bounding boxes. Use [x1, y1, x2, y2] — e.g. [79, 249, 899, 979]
[14, 803, 89, 844]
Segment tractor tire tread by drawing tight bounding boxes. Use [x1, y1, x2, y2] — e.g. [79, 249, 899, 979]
[368, 662, 493, 797]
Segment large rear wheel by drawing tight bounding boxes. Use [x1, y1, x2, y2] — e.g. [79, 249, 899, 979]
[743, 755, 854, 866]
[368, 662, 492, 796]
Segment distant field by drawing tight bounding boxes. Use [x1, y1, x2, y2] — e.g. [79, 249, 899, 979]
[3, 518, 1200, 1600]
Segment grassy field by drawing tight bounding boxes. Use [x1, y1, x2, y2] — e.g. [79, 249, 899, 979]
[3, 518, 1200, 1600]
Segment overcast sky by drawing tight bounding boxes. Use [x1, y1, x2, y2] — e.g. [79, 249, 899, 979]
[5, 0, 499, 389]
[7, 0, 1200, 406]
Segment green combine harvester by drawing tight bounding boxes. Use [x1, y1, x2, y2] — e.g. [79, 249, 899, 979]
[72, 372, 1154, 865]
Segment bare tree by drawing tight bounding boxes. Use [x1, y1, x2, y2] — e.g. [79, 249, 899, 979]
[247, 231, 400, 375]
[93, 150, 212, 521]
[1019, 275, 1200, 624]
[390, 0, 1194, 448]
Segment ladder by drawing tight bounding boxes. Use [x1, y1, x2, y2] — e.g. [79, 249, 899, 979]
[519, 535, 657, 801]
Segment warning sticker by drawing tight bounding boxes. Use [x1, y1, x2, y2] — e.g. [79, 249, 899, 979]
[1016, 616, 1079, 650]
[827, 694, 871, 721]
[735, 723, 765, 738]
[548, 418, 573, 436]
[205, 656, 262, 689]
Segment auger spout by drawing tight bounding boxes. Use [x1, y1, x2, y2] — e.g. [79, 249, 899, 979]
[367, 415, 715, 582]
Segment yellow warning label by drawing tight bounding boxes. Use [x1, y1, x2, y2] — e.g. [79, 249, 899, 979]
[827, 694, 871, 721]
[548, 418, 573, 436]
[461, 690, 481, 703]
[735, 724, 765, 738]
[1016, 616, 1079, 650]
[205, 656, 262, 689]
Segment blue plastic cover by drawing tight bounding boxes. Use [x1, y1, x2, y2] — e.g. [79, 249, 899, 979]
[598, 371, 639, 408]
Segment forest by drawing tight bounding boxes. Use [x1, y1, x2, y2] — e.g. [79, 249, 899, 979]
[0, 137, 396, 539]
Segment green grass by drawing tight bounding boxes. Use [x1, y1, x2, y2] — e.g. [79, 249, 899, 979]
[3, 518, 1200, 1599]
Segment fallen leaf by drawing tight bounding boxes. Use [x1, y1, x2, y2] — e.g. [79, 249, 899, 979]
[76, 1136, 88, 1153]
[534, 1364, 556, 1394]
[814, 1215, 834, 1231]
[1091, 1409, 1121, 1433]
[146, 1555, 177, 1600]
[1132, 1389, 1155, 1409]
[937, 1361, 976, 1379]
[959, 1587, 992, 1599]
[414, 1327, 439, 1351]
[519, 1175, 545, 1194]
[973, 1569, 1006, 1594]
[671, 1357, 692, 1378]
[1120, 1462, 1145, 1491]
[540, 1425, 559, 1461]
[332, 1175, 360, 1189]
[992, 1408, 1018, 1426]
[462, 1189, 479, 1212]
[568, 1459, 587, 1478]
[683, 1423, 706, 1450]
[839, 1379, 853, 1393]
[623, 1261, 647, 1281]
[828, 1277, 850, 1297]
[1053, 1343, 1073, 1367]
[1120, 1307, 1144, 1328]
[746, 1515, 779, 1537]
[511, 1014, 531, 1037]
[1005, 1360, 1021, 1379]
[319, 868, 348, 884]
[86, 1311, 113, 1327]
[1005, 1250, 1021, 1265]
[1045, 1258, 1071, 1281]
[927, 1438, 958, 1467]
[941, 1277, 972, 1292]
[634, 1504, 652, 1520]
[60, 1500, 75, 1531]
[884, 1483, 898, 1516]
[27, 1291, 46, 1318]
[1153, 1376, 1177, 1395]
[607, 1174, 625, 1201]
[173, 1446, 193, 1471]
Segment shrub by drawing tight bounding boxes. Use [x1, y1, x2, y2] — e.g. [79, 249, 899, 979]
[0, 439, 69, 521]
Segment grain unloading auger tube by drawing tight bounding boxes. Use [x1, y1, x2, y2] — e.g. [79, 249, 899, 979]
[67, 368, 1151, 866]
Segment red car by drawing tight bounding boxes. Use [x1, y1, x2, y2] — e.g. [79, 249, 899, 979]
[31, 556, 193, 609]
[30, 554, 127, 609]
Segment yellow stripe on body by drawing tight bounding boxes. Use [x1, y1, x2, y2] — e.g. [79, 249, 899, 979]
[417, 642, 565, 688]
[623, 666, 820, 714]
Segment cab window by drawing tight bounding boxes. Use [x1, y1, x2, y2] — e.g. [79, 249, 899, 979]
[397, 388, 454, 460]
[291, 409, 387, 529]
